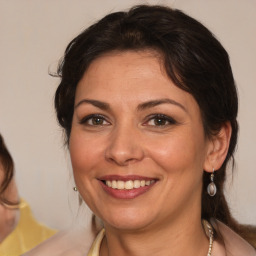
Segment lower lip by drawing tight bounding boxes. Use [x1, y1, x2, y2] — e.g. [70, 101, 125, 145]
[100, 181, 156, 199]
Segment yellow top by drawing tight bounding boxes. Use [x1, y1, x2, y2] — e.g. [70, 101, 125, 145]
[87, 229, 105, 256]
[0, 199, 57, 256]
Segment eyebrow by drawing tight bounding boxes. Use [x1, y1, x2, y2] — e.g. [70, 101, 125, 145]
[137, 98, 187, 112]
[75, 98, 187, 112]
[75, 99, 110, 110]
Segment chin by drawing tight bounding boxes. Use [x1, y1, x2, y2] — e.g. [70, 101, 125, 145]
[101, 209, 154, 231]
[106, 219, 150, 231]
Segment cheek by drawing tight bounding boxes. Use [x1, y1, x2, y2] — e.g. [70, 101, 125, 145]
[146, 132, 207, 211]
[69, 133, 99, 207]
[2, 179, 19, 203]
[147, 130, 207, 177]
[69, 130, 105, 180]
[0, 206, 18, 241]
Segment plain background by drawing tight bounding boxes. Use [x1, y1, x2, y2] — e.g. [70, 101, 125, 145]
[0, 0, 255, 230]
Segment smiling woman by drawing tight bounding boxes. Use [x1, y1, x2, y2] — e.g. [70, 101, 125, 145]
[70, 51, 216, 241]
[27, 4, 255, 256]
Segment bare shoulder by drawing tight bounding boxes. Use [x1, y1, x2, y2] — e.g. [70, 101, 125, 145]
[23, 227, 95, 256]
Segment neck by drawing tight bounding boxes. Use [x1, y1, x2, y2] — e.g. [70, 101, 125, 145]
[101, 216, 209, 256]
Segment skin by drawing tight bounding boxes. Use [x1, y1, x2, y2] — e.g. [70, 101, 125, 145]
[0, 164, 19, 243]
[69, 50, 231, 256]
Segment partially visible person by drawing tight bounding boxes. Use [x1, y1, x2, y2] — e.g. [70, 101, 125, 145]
[0, 134, 57, 255]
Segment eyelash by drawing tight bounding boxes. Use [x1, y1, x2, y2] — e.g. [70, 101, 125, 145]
[144, 114, 177, 127]
[79, 114, 177, 128]
[79, 114, 110, 126]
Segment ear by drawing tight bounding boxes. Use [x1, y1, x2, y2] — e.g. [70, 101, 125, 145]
[203, 122, 232, 173]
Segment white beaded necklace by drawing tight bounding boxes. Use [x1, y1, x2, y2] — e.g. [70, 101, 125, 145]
[202, 219, 214, 256]
[89, 220, 214, 256]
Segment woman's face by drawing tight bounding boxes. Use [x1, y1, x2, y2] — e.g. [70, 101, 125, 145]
[0, 164, 19, 242]
[69, 50, 212, 231]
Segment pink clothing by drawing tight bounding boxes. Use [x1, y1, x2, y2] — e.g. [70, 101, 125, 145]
[212, 220, 256, 256]
[24, 220, 256, 256]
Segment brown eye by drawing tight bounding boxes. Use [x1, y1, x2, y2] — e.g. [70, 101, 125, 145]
[153, 118, 168, 126]
[79, 114, 110, 126]
[145, 114, 177, 127]
[91, 117, 104, 125]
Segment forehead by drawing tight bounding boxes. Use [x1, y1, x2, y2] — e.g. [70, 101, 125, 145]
[81, 50, 165, 85]
[73, 50, 205, 137]
[75, 50, 194, 105]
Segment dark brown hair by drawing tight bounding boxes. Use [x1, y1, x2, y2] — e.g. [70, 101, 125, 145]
[55, 5, 241, 235]
[0, 134, 15, 205]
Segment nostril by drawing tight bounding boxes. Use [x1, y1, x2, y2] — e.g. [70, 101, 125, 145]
[107, 157, 139, 166]
[105, 132, 145, 165]
[105, 149, 145, 166]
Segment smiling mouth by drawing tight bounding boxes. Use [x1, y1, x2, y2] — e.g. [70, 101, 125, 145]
[103, 179, 155, 190]
[99, 175, 158, 199]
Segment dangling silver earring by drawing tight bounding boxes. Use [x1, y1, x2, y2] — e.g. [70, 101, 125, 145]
[207, 168, 217, 197]
[73, 186, 83, 205]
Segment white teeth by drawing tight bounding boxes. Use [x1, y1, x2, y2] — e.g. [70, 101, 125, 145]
[112, 180, 117, 189]
[105, 180, 155, 190]
[125, 180, 133, 190]
[134, 180, 141, 188]
[117, 180, 125, 189]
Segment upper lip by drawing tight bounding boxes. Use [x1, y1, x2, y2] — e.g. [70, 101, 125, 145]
[98, 175, 157, 182]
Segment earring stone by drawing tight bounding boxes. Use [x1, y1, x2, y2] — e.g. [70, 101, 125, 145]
[207, 172, 217, 197]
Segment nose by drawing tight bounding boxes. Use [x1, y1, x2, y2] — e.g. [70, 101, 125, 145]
[105, 124, 145, 166]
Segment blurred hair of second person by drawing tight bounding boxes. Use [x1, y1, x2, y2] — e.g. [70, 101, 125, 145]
[0, 134, 57, 255]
